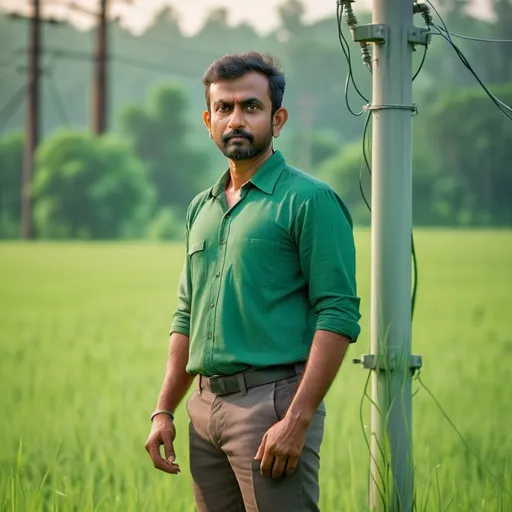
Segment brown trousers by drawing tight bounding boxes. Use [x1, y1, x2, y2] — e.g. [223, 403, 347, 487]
[186, 373, 326, 512]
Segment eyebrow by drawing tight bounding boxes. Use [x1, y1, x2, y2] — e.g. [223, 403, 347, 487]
[213, 97, 265, 108]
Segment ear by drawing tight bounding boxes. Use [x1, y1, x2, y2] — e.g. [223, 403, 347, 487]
[203, 110, 211, 134]
[272, 107, 288, 139]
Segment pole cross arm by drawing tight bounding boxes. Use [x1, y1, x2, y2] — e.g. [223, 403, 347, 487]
[408, 26, 431, 46]
[352, 354, 423, 372]
[351, 24, 387, 44]
[351, 24, 431, 47]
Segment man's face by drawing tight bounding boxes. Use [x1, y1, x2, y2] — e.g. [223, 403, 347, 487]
[204, 72, 283, 161]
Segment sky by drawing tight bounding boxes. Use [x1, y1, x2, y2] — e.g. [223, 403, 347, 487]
[0, 0, 493, 36]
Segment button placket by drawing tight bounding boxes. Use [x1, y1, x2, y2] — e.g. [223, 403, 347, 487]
[206, 212, 232, 371]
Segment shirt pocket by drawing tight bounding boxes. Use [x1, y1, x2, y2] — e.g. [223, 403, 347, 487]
[188, 239, 207, 287]
[232, 238, 284, 287]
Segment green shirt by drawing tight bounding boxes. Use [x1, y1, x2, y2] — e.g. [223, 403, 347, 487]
[171, 150, 361, 376]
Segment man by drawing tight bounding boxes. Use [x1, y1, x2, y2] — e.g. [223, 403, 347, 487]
[145, 52, 361, 512]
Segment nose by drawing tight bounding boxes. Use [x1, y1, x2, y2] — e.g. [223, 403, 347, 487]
[228, 105, 246, 130]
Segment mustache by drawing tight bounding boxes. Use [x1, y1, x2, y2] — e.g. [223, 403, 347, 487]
[223, 130, 254, 143]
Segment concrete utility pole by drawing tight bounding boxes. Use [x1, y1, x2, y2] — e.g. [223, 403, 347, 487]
[92, 0, 108, 134]
[369, 0, 415, 503]
[21, 0, 41, 239]
[349, 0, 428, 509]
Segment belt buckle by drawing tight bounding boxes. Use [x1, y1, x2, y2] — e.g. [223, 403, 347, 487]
[208, 375, 227, 395]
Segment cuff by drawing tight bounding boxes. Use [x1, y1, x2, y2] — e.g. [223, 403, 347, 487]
[169, 321, 190, 337]
[316, 316, 361, 342]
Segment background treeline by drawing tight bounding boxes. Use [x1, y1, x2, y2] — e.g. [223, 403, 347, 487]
[1, 0, 511, 239]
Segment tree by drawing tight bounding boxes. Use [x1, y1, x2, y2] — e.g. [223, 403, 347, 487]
[278, 0, 306, 39]
[424, 84, 512, 226]
[32, 131, 154, 239]
[143, 5, 182, 42]
[0, 131, 23, 238]
[318, 129, 445, 227]
[488, 0, 512, 84]
[317, 141, 371, 226]
[277, 128, 342, 174]
[119, 83, 209, 212]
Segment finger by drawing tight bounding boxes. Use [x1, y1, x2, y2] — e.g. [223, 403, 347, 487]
[271, 456, 287, 479]
[260, 450, 274, 478]
[162, 432, 176, 464]
[147, 443, 181, 475]
[254, 434, 267, 461]
[284, 456, 299, 477]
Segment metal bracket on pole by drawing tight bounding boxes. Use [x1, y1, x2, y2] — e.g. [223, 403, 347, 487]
[351, 24, 430, 47]
[364, 103, 419, 115]
[408, 26, 431, 46]
[351, 23, 387, 44]
[353, 354, 423, 372]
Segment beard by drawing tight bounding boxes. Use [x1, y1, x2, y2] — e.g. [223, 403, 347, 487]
[219, 126, 273, 160]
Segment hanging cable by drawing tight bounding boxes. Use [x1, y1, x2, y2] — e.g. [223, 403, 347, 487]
[342, 0, 373, 73]
[435, 25, 512, 44]
[358, 111, 372, 212]
[425, 0, 512, 123]
[337, 0, 430, 318]
[0, 85, 26, 131]
[416, 373, 512, 498]
[47, 73, 70, 127]
[43, 56, 70, 127]
[412, 45, 428, 81]
[336, 1, 369, 117]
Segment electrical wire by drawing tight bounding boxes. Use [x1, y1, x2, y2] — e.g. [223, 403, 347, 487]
[435, 25, 512, 44]
[46, 71, 70, 126]
[0, 85, 26, 131]
[431, 29, 512, 122]
[424, 0, 450, 37]
[336, 2, 369, 116]
[359, 105, 420, 318]
[426, 0, 512, 124]
[359, 371, 386, 505]
[30, 47, 201, 80]
[412, 45, 428, 81]
[111, 54, 198, 78]
[358, 111, 372, 212]
[416, 373, 512, 498]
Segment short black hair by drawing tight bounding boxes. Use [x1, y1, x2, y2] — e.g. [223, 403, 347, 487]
[202, 52, 286, 116]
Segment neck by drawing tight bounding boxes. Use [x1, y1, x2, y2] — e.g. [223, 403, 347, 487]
[226, 146, 274, 192]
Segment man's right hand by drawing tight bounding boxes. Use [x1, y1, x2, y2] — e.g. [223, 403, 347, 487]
[145, 415, 181, 474]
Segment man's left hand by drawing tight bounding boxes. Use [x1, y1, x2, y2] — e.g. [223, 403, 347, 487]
[254, 415, 309, 479]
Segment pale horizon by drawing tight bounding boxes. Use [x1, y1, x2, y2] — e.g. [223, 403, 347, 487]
[0, 0, 493, 36]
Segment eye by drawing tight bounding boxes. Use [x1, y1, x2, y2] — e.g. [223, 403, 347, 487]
[246, 104, 259, 112]
[217, 104, 230, 113]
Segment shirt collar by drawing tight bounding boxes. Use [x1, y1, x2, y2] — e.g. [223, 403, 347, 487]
[209, 150, 286, 198]
[249, 150, 286, 195]
[210, 169, 230, 198]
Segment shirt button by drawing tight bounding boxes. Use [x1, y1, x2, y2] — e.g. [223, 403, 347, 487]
[216, 272, 221, 278]
[210, 303, 215, 309]
[220, 239, 226, 245]
[207, 333, 212, 339]
[226, 214, 230, 219]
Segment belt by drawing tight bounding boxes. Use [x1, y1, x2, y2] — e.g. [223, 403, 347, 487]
[198, 363, 305, 396]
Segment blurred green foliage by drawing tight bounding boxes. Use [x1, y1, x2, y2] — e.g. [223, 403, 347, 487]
[32, 131, 153, 239]
[318, 83, 512, 226]
[0, 131, 22, 238]
[119, 83, 209, 212]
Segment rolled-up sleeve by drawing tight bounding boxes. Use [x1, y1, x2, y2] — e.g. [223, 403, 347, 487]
[170, 210, 192, 337]
[170, 258, 191, 336]
[293, 188, 361, 341]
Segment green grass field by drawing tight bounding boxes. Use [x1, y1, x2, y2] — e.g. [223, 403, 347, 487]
[1, 230, 512, 511]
